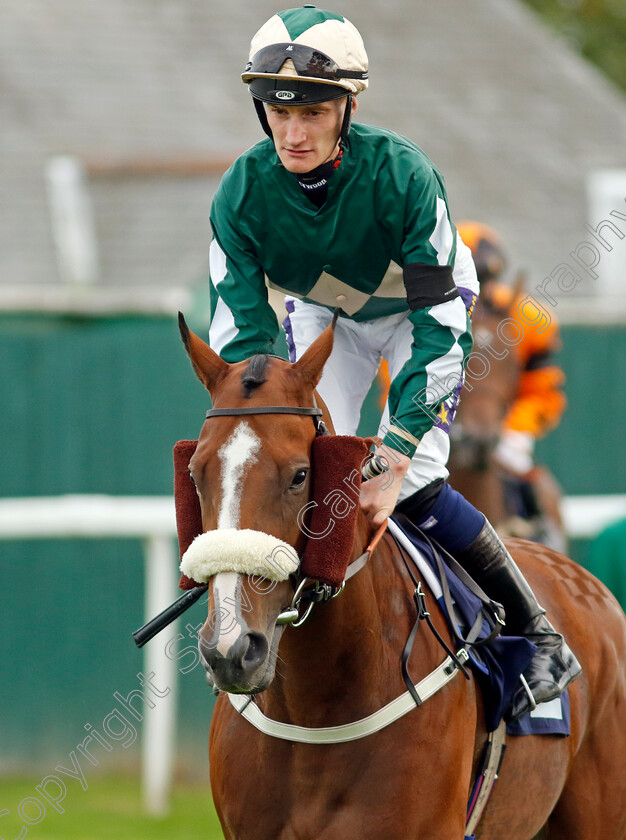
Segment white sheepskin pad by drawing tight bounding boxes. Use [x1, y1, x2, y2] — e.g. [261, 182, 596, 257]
[180, 528, 300, 582]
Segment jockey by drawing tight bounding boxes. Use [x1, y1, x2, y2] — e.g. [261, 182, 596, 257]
[206, 5, 580, 720]
[456, 221, 567, 479]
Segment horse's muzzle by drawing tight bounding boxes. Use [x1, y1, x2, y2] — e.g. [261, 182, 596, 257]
[199, 630, 272, 694]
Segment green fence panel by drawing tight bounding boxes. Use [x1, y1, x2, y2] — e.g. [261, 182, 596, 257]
[534, 324, 626, 495]
[0, 314, 216, 771]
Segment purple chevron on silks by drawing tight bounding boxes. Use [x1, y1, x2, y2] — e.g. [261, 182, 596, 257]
[459, 286, 478, 313]
[432, 377, 465, 435]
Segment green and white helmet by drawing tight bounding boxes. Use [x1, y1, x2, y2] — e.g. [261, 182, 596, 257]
[243, 6, 368, 100]
[242, 6, 368, 143]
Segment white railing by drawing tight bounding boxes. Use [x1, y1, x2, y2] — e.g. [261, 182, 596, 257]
[561, 495, 626, 538]
[1, 492, 626, 812]
[0, 495, 179, 816]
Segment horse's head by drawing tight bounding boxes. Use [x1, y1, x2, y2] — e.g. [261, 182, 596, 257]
[178, 314, 337, 694]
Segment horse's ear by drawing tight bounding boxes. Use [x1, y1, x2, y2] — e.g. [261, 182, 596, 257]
[293, 310, 337, 387]
[178, 312, 229, 392]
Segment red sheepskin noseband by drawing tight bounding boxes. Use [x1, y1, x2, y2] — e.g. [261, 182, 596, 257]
[173, 435, 370, 591]
[300, 435, 370, 587]
[173, 440, 204, 591]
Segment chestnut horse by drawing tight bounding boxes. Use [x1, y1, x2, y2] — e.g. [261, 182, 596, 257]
[447, 296, 567, 552]
[179, 316, 626, 839]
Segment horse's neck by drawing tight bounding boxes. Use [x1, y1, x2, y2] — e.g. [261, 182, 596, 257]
[259, 512, 413, 724]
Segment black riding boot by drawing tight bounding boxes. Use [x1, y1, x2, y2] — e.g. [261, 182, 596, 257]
[456, 520, 582, 721]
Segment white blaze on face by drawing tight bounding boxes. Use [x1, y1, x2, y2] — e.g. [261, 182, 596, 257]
[212, 571, 246, 657]
[211, 422, 260, 657]
[217, 421, 261, 530]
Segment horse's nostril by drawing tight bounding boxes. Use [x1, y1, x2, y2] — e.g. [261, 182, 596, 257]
[243, 633, 268, 666]
[232, 632, 268, 671]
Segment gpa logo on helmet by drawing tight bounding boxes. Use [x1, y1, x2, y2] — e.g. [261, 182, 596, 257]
[275, 90, 295, 100]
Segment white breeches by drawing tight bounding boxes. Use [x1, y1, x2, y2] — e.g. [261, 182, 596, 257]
[284, 298, 450, 501]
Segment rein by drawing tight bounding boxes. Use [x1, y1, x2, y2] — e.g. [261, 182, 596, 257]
[226, 528, 481, 743]
[278, 519, 389, 626]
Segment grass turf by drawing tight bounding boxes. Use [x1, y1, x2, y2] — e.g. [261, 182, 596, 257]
[0, 774, 224, 839]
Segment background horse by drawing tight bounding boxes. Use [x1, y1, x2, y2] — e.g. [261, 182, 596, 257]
[179, 315, 626, 840]
[447, 293, 567, 552]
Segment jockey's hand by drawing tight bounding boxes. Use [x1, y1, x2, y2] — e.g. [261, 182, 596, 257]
[360, 449, 411, 529]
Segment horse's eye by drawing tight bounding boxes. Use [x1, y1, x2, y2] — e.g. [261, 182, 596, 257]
[189, 472, 196, 485]
[290, 469, 308, 488]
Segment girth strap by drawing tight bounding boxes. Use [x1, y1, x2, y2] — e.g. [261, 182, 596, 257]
[465, 719, 507, 836]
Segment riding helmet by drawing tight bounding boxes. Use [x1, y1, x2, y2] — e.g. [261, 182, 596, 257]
[242, 6, 368, 144]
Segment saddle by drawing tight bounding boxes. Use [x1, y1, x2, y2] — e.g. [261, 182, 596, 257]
[389, 513, 570, 736]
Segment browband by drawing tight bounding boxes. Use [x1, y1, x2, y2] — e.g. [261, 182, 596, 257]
[206, 406, 323, 419]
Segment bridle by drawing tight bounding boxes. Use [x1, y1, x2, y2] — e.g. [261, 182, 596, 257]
[206, 401, 386, 625]
[133, 400, 386, 647]
[205, 405, 324, 422]
[205, 402, 329, 437]
[205, 401, 337, 625]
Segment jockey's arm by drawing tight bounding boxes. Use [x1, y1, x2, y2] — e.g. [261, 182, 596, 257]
[377, 174, 478, 457]
[208, 198, 280, 361]
[360, 238, 478, 529]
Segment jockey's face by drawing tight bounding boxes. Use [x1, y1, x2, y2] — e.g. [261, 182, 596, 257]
[265, 97, 357, 174]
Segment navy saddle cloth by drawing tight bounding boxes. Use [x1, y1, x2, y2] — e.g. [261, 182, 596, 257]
[389, 515, 570, 736]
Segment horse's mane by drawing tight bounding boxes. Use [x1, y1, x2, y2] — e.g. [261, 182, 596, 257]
[241, 354, 269, 397]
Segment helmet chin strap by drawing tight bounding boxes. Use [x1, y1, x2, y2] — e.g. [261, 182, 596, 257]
[338, 93, 353, 150]
[254, 97, 274, 139]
